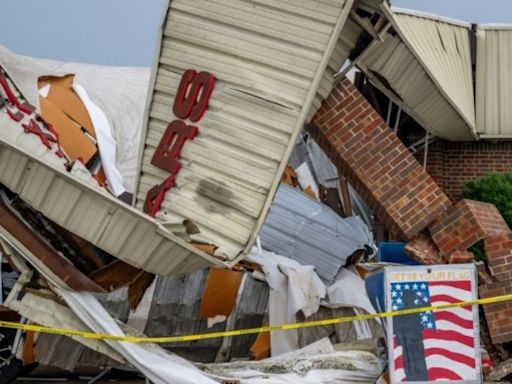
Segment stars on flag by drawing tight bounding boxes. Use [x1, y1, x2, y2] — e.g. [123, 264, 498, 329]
[390, 281, 436, 330]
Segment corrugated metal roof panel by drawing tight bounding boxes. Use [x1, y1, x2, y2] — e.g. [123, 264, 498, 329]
[134, 0, 356, 262]
[355, 6, 476, 141]
[393, 11, 476, 131]
[476, 26, 512, 138]
[260, 184, 373, 283]
[358, 32, 475, 141]
[0, 116, 221, 276]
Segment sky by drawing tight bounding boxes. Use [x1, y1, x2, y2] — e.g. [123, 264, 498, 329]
[0, 0, 510, 67]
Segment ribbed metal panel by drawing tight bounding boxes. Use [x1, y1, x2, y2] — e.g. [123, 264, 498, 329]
[0, 107, 221, 275]
[260, 184, 373, 283]
[356, 7, 476, 141]
[134, 0, 355, 262]
[393, 11, 475, 131]
[358, 32, 474, 141]
[476, 26, 512, 138]
[309, 17, 364, 121]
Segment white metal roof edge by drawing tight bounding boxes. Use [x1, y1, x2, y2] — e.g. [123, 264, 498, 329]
[0, 136, 226, 274]
[477, 23, 512, 30]
[382, 3, 478, 140]
[391, 6, 472, 29]
[237, 0, 357, 263]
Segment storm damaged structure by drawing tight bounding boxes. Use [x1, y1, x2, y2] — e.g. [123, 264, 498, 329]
[2, 0, 512, 383]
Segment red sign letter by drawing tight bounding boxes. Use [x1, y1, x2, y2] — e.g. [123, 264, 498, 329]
[173, 70, 215, 122]
[143, 174, 176, 217]
[150, 120, 198, 174]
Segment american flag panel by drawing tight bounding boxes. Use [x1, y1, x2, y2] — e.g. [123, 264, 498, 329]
[389, 273, 479, 383]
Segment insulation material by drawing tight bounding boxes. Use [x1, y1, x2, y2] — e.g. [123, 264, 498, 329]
[246, 248, 326, 356]
[199, 268, 243, 320]
[73, 83, 125, 196]
[46, 82, 95, 137]
[295, 162, 320, 199]
[200, 338, 383, 383]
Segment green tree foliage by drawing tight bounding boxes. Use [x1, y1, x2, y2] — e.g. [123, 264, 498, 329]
[462, 172, 512, 229]
[462, 172, 512, 261]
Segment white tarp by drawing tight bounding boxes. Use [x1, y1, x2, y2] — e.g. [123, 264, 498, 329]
[57, 288, 217, 384]
[246, 248, 327, 356]
[73, 83, 125, 196]
[247, 247, 381, 356]
[0, 45, 150, 193]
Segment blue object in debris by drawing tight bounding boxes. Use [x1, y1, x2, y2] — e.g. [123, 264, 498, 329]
[378, 242, 418, 265]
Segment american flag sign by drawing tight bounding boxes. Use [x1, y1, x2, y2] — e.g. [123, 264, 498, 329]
[388, 267, 480, 383]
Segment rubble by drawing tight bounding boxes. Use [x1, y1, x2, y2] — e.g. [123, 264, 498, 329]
[2, 0, 512, 383]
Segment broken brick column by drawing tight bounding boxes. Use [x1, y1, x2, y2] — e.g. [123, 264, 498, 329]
[307, 78, 451, 240]
[428, 199, 511, 257]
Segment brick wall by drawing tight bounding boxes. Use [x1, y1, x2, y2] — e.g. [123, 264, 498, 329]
[417, 141, 512, 201]
[308, 78, 451, 240]
[480, 281, 512, 345]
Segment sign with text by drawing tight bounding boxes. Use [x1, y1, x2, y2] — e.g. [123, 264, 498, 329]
[386, 264, 481, 383]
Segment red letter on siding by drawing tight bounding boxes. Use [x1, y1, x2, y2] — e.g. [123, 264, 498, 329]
[173, 70, 215, 122]
[150, 120, 198, 174]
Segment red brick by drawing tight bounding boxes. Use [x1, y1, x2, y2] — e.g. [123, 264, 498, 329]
[480, 280, 512, 345]
[485, 234, 512, 280]
[404, 233, 444, 264]
[308, 78, 451, 240]
[448, 250, 474, 264]
[429, 199, 511, 256]
[415, 141, 512, 201]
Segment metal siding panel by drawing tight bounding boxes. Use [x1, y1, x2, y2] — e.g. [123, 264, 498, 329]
[134, 0, 355, 261]
[260, 184, 373, 283]
[358, 33, 474, 141]
[394, 13, 476, 130]
[0, 116, 225, 276]
[477, 27, 512, 138]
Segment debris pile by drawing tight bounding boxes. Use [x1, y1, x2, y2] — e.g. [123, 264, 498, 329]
[1, 0, 512, 383]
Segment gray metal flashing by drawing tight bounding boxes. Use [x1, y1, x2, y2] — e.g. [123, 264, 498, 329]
[391, 7, 472, 28]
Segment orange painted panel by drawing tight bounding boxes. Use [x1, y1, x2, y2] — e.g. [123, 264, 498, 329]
[200, 268, 243, 320]
[39, 96, 97, 163]
[47, 84, 95, 138]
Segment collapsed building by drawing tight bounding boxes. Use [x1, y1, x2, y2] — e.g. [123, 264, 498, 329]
[1, 0, 512, 383]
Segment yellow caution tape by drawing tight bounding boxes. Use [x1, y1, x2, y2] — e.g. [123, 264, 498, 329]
[0, 293, 510, 343]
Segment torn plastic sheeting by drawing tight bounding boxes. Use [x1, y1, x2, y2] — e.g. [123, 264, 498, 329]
[3, 268, 125, 366]
[246, 248, 326, 356]
[57, 288, 217, 384]
[73, 83, 125, 197]
[200, 268, 243, 320]
[324, 268, 381, 340]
